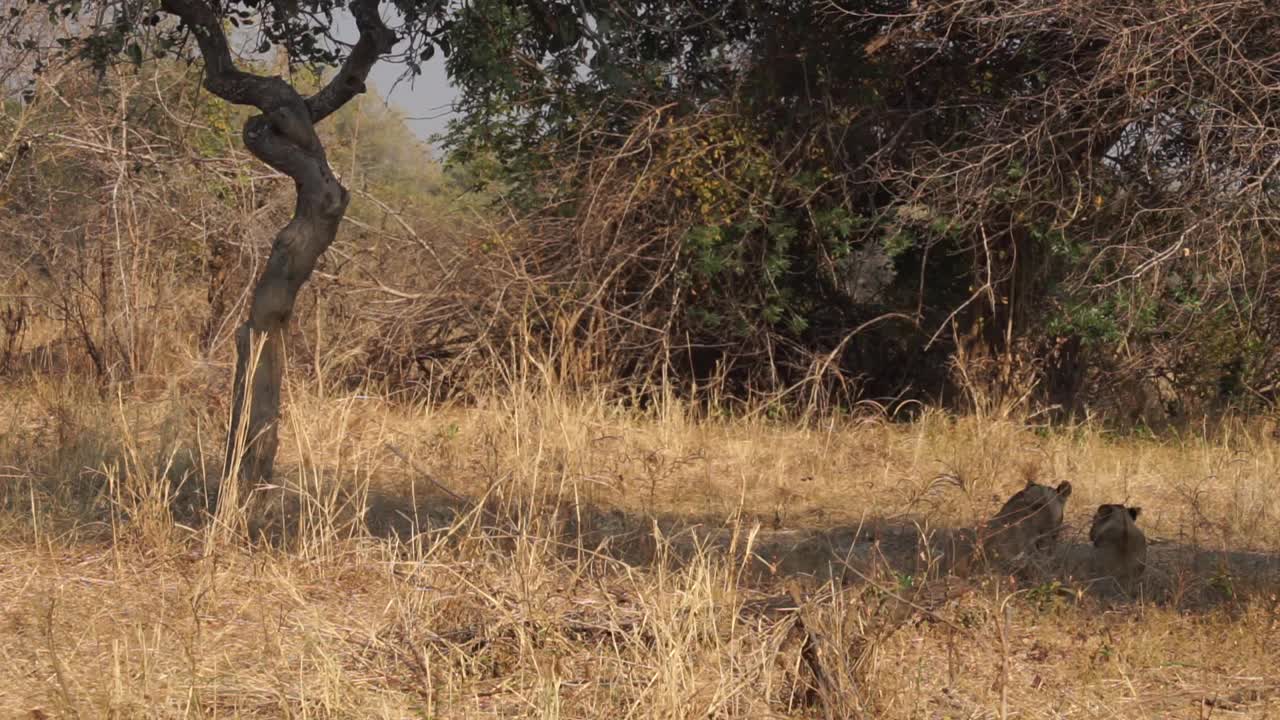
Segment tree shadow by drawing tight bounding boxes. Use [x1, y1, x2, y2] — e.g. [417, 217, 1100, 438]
[345, 481, 1280, 615]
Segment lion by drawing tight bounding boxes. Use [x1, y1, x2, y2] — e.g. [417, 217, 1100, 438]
[1089, 503, 1147, 592]
[984, 479, 1073, 565]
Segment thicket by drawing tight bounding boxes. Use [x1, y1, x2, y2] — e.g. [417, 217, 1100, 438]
[3, 0, 1279, 432]
[435, 0, 1280, 427]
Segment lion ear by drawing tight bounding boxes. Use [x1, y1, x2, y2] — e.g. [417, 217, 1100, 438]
[1055, 481, 1073, 498]
[1128, 507, 1142, 520]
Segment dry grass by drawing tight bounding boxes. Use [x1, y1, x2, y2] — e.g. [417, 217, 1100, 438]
[2, 373, 1280, 718]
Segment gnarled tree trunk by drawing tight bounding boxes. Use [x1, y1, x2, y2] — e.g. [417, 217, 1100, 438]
[159, 0, 396, 493]
[221, 163, 348, 487]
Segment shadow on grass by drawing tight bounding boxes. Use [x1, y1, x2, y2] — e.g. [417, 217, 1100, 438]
[26, 451, 1277, 617]
[344, 479, 1280, 615]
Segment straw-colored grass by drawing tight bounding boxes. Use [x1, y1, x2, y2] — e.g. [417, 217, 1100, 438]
[2, 373, 1279, 718]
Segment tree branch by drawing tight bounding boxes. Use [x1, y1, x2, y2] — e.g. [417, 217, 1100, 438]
[159, 0, 292, 111]
[161, 0, 318, 155]
[306, 0, 398, 123]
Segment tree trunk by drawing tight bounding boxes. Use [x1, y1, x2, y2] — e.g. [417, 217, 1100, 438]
[155, 0, 396, 494]
[222, 164, 349, 487]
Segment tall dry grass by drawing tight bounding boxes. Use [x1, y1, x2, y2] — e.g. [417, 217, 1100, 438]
[2, 360, 1279, 717]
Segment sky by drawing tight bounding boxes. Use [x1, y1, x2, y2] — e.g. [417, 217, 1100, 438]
[367, 54, 459, 151]
[329, 13, 461, 153]
[228, 14, 461, 152]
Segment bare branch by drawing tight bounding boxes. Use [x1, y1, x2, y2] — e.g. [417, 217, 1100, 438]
[158, 0, 290, 111]
[307, 0, 398, 124]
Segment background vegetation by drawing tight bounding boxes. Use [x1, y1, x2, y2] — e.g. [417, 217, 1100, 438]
[435, 0, 1280, 427]
[4, 0, 1277, 430]
[1, 1, 1279, 717]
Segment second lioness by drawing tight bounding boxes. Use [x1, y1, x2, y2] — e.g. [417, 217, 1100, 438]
[1089, 504, 1146, 590]
[985, 479, 1073, 561]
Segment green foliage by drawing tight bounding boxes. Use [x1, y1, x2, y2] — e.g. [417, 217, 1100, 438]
[35, 0, 454, 87]
[882, 228, 916, 259]
[815, 207, 859, 246]
[32, 0, 1270, 420]
[1047, 301, 1121, 345]
[1024, 580, 1070, 611]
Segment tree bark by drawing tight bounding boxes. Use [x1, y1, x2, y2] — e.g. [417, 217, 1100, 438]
[159, 0, 396, 491]
[221, 164, 348, 486]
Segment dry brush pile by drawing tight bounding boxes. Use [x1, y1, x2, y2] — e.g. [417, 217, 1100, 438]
[0, 52, 476, 399]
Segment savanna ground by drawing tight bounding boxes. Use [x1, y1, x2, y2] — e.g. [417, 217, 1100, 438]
[2, 366, 1279, 719]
